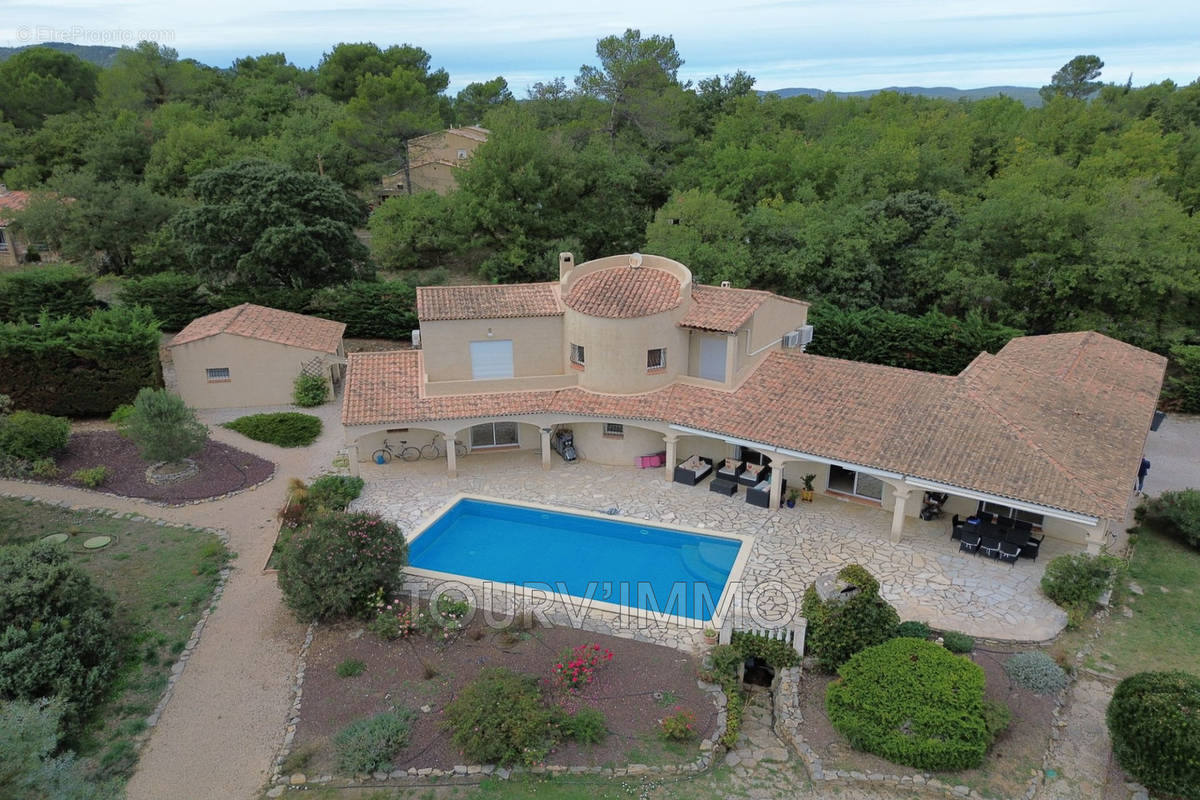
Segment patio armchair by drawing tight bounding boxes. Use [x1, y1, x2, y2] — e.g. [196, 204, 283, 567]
[951, 513, 964, 540]
[1022, 532, 1044, 560]
[959, 530, 981, 554]
[979, 535, 1002, 559]
[716, 458, 746, 481]
[738, 462, 769, 487]
[998, 540, 1021, 565]
[746, 477, 785, 508]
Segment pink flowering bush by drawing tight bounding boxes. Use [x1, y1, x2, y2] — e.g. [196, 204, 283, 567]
[277, 511, 408, 622]
[367, 588, 417, 640]
[659, 706, 698, 741]
[552, 643, 614, 692]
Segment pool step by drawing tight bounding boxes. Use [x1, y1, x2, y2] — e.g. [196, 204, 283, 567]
[697, 541, 735, 572]
[680, 546, 728, 586]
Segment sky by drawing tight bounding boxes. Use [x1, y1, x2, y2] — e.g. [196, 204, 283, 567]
[4, 0, 1199, 94]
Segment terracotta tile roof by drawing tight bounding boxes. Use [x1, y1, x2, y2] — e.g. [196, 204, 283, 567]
[0, 189, 32, 226]
[170, 304, 345, 353]
[417, 283, 563, 321]
[342, 332, 1164, 520]
[564, 267, 682, 318]
[680, 284, 810, 333]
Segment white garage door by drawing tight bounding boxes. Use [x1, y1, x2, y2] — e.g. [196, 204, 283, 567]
[469, 340, 514, 379]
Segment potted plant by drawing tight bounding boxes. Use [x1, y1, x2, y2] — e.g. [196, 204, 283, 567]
[801, 474, 816, 502]
[786, 488, 799, 508]
[703, 627, 719, 645]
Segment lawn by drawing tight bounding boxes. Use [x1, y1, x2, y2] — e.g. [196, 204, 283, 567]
[0, 497, 229, 788]
[1086, 526, 1200, 678]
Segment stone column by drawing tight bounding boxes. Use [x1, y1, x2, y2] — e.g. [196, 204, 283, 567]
[890, 485, 912, 543]
[446, 436, 457, 478]
[664, 434, 678, 481]
[1084, 519, 1108, 554]
[540, 428, 552, 471]
[769, 460, 785, 509]
[347, 443, 359, 477]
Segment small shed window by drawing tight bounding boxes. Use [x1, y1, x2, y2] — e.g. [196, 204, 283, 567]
[647, 347, 666, 370]
[603, 422, 624, 437]
[570, 343, 585, 366]
[206, 367, 231, 382]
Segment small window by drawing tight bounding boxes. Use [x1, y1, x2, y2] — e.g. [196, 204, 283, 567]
[457, 148, 468, 159]
[570, 343, 585, 366]
[206, 367, 231, 382]
[647, 347, 666, 370]
[603, 423, 624, 437]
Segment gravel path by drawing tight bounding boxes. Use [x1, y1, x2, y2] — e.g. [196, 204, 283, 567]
[1, 402, 345, 800]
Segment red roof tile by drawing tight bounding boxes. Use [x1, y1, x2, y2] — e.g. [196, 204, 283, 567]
[0, 189, 32, 226]
[417, 284, 563, 321]
[564, 267, 682, 318]
[170, 304, 345, 353]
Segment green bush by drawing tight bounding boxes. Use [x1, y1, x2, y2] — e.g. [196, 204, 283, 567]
[659, 706, 698, 741]
[1107, 671, 1200, 800]
[277, 511, 408, 622]
[894, 621, 932, 640]
[71, 466, 109, 488]
[826, 637, 991, 771]
[0, 543, 122, 734]
[941, 631, 975, 654]
[308, 280, 418, 339]
[0, 306, 162, 417]
[1165, 344, 1200, 413]
[108, 404, 134, 435]
[443, 668, 560, 766]
[116, 271, 214, 332]
[731, 630, 801, 668]
[307, 475, 364, 511]
[126, 388, 207, 464]
[223, 412, 322, 448]
[292, 373, 328, 407]
[0, 410, 70, 460]
[31, 458, 59, 478]
[802, 564, 900, 671]
[1040, 553, 1125, 627]
[982, 699, 1012, 744]
[1003, 651, 1068, 694]
[0, 698, 122, 800]
[562, 706, 607, 744]
[336, 659, 365, 678]
[0, 266, 97, 324]
[1136, 489, 1200, 550]
[699, 645, 746, 747]
[333, 710, 415, 774]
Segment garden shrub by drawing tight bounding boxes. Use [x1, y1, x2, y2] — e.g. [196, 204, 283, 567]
[0, 306, 161, 417]
[0, 698, 122, 800]
[333, 710, 415, 774]
[0, 266, 96, 324]
[277, 511, 408, 622]
[802, 564, 900, 671]
[0, 543, 122, 734]
[367, 596, 416, 641]
[1106, 671, 1200, 800]
[443, 668, 560, 766]
[894, 621, 932, 640]
[126, 388, 207, 464]
[1135, 489, 1200, 550]
[307, 474, 364, 511]
[222, 412, 322, 448]
[561, 706, 607, 744]
[31, 458, 59, 479]
[731, 630, 801, 668]
[700, 645, 746, 747]
[982, 699, 1012, 744]
[108, 403, 134, 435]
[336, 659, 365, 678]
[116, 271, 214, 332]
[292, 373, 328, 407]
[826, 637, 991, 771]
[0, 410, 70, 460]
[941, 631, 975, 654]
[659, 706, 698, 741]
[1003, 651, 1069, 694]
[308, 280, 419, 339]
[552, 643, 614, 692]
[1040, 553, 1125, 627]
[417, 593, 473, 641]
[1165, 343, 1200, 413]
[71, 466, 109, 488]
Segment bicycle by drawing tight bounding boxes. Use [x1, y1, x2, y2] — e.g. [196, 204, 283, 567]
[422, 434, 468, 459]
[372, 438, 421, 463]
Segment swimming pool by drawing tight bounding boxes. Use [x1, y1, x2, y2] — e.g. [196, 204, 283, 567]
[407, 497, 748, 622]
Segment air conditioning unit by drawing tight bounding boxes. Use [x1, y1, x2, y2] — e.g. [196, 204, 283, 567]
[411, 330, 421, 348]
[782, 325, 815, 350]
[798, 324, 814, 347]
[782, 331, 802, 348]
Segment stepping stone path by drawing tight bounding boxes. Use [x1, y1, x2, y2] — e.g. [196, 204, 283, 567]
[1039, 678, 1117, 800]
[724, 689, 791, 773]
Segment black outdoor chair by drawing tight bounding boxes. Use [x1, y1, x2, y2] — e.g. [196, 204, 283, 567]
[998, 540, 1021, 566]
[950, 513, 963, 540]
[996, 516, 1014, 530]
[1023, 533, 1044, 560]
[959, 530, 981, 554]
[979, 536, 1002, 559]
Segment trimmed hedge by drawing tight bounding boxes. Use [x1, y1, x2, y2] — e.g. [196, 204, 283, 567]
[116, 271, 214, 332]
[0, 307, 162, 417]
[0, 266, 97, 323]
[292, 374, 328, 407]
[1107, 671, 1200, 800]
[1040, 553, 1125, 628]
[801, 564, 900, 671]
[826, 637, 991, 771]
[307, 475, 364, 511]
[223, 412, 322, 448]
[309, 280, 418, 339]
[731, 630, 801, 668]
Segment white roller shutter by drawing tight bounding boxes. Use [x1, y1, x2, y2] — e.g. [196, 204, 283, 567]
[469, 340, 514, 379]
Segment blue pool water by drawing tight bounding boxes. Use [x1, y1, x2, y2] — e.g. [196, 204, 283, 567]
[408, 498, 742, 621]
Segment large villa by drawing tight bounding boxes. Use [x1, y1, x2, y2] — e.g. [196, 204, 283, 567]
[342, 252, 1165, 560]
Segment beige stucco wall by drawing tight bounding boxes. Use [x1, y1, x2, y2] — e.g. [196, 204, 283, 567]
[171, 333, 338, 409]
[747, 296, 809, 353]
[571, 422, 666, 466]
[408, 162, 460, 195]
[566, 310, 690, 394]
[420, 316, 565, 383]
[0, 227, 24, 268]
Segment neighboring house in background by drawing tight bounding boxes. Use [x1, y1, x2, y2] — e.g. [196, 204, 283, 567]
[0, 184, 55, 269]
[376, 126, 489, 200]
[341, 252, 1166, 555]
[170, 304, 347, 409]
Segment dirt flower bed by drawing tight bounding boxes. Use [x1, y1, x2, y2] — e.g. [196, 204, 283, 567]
[799, 646, 1056, 797]
[45, 430, 274, 503]
[293, 620, 718, 776]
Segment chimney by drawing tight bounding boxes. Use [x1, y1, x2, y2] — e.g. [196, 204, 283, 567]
[0, 183, 7, 195]
[559, 252, 574, 281]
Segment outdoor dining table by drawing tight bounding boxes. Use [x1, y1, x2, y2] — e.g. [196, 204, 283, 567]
[961, 517, 1042, 559]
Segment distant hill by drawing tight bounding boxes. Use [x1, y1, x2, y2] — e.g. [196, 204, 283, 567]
[0, 42, 123, 68]
[760, 85, 1043, 107]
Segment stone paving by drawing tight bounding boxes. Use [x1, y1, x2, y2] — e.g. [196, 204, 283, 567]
[352, 450, 1069, 643]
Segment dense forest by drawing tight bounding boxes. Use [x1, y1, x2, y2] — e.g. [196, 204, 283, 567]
[2, 34, 1199, 391]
